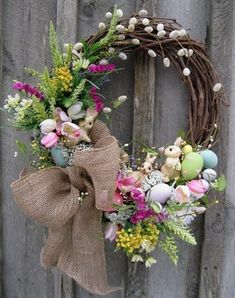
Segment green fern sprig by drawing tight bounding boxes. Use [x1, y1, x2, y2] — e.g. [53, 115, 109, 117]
[62, 79, 87, 108]
[163, 221, 197, 245]
[159, 236, 179, 265]
[49, 21, 63, 67]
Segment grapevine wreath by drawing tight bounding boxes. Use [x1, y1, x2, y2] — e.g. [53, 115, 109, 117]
[5, 6, 227, 295]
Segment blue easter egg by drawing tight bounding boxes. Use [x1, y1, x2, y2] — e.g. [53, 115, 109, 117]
[51, 147, 67, 168]
[199, 150, 218, 169]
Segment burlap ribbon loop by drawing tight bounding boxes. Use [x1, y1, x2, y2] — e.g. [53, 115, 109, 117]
[11, 121, 121, 295]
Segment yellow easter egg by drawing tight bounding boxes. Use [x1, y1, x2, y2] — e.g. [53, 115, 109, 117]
[182, 145, 193, 155]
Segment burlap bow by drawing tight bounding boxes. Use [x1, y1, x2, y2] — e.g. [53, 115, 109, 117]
[11, 121, 121, 295]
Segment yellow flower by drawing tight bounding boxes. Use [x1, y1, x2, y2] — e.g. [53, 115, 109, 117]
[115, 222, 159, 255]
[52, 66, 73, 92]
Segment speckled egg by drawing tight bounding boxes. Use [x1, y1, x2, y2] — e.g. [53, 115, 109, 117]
[148, 183, 172, 204]
[199, 150, 218, 169]
[181, 152, 204, 180]
[51, 147, 67, 168]
[182, 145, 193, 155]
[202, 169, 217, 181]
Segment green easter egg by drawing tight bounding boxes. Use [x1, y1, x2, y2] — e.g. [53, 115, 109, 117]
[181, 152, 203, 180]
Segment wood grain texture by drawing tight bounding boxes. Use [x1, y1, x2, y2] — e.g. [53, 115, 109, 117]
[199, 1, 233, 297]
[0, 0, 234, 297]
[1, 1, 57, 297]
[0, 0, 3, 296]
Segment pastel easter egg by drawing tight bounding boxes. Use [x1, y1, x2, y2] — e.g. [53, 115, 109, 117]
[199, 150, 218, 169]
[51, 147, 67, 168]
[202, 169, 217, 181]
[181, 152, 203, 180]
[148, 183, 172, 204]
[182, 145, 193, 155]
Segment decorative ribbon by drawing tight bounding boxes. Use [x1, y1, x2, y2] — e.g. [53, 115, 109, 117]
[11, 121, 121, 295]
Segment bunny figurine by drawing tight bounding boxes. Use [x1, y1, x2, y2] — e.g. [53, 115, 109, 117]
[129, 153, 157, 183]
[160, 138, 183, 182]
[78, 108, 98, 139]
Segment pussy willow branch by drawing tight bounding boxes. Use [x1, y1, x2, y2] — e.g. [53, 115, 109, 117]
[86, 16, 227, 147]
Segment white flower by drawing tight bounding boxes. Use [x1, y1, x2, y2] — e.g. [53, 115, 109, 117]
[178, 48, 188, 57]
[117, 95, 127, 102]
[118, 34, 125, 40]
[183, 67, 191, 76]
[5, 94, 21, 109]
[105, 12, 112, 19]
[213, 83, 222, 92]
[128, 24, 135, 32]
[142, 18, 150, 26]
[139, 9, 148, 17]
[141, 239, 154, 253]
[169, 30, 179, 38]
[157, 30, 166, 38]
[116, 8, 123, 18]
[116, 24, 125, 33]
[163, 57, 170, 67]
[148, 49, 156, 57]
[157, 23, 164, 31]
[144, 26, 153, 33]
[108, 47, 115, 54]
[131, 255, 144, 263]
[103, 107, 112, 113]
[72, 49, 79, 57]
[178, 29, 187, 37]
[63, 53, 68, 59]
[129, 17, 138, 25]
[99, 59, 108, 65]
[64, 43, 70, 50]
[40, 119, 57, 134]
[73, 42, 83, 51]
[118, 52, 127, 60]
[67, 102, 85, 120]
[188, 49, 194, 57]
[132, 38, 140, 45]
[145, 257, 157, 267]
[14, 151, 18, 158]
[20, 98, 33, 107]
[98, 22, 106, 30]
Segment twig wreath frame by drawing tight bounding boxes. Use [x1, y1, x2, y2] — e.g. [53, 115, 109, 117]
[5, 6, 227, 296]
[87, 13, 226, 147]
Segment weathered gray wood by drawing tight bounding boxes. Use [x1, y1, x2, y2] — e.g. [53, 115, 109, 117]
[199, 1, 233, 297]
[1, 1, 57, 297]
[0, 0, 3, 296]
[148, 1, 210, 298]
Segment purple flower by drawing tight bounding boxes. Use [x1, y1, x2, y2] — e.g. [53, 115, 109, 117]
[130, 209, 155, 224]
[130, 188, 145, 201]
[88, 63, 116, 73]
[12, 81, 45, 100]
[155, 211, 169, 223]
[89, 87, 104, 112]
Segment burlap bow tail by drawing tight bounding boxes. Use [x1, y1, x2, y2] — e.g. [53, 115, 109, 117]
[11, 121, 121, 295]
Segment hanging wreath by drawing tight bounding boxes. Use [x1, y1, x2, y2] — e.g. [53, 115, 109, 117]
[5, 6, 227, 296]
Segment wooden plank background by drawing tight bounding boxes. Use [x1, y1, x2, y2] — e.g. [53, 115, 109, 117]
[0, 0, 234, 297]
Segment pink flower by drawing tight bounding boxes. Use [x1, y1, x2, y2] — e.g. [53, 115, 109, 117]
[130, 188, 145, 201]
[41, 132, 59, 148]
[54, 107, 71, 135]
[61, 122, 81, 139]
[175, 185, 191, 203]
[12, 81, 44, 100]
[113, 191, 123, 206]
[89, 87, 104, 112]
[104, 223, 118, 242]
[130, 209, 154, 224]
[88, 64, 116, 73]
[187, 179, 209, 199]
[116, 176, 137, 193]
